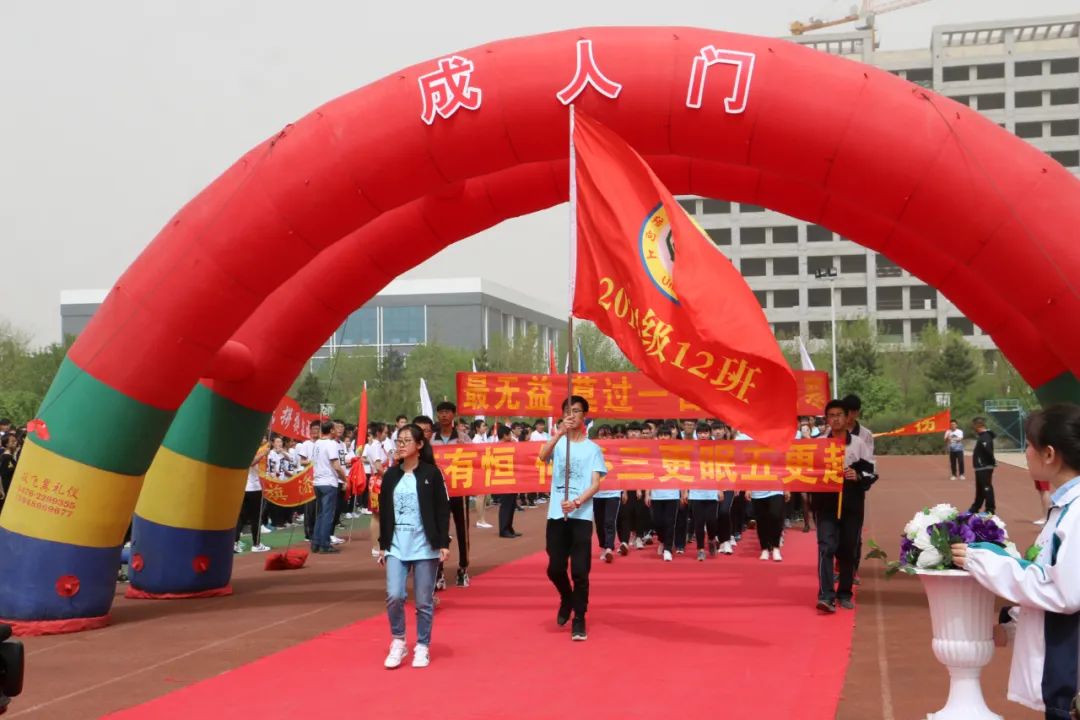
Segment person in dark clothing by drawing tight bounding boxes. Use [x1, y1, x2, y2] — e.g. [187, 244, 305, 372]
[813, 399, 877, 613]
[969, 417, 997, 514]
[0, 432, 17, 514]
[494, 425, 522, 538]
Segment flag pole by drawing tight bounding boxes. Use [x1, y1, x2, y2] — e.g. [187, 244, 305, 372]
[564, 104, 578, 520]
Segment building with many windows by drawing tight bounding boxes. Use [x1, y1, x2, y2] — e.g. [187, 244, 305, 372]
[60, 277, 567, 361]
[682, 14, 1079, 350]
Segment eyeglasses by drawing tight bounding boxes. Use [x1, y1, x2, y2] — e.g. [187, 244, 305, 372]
[396, 438, 416, 446]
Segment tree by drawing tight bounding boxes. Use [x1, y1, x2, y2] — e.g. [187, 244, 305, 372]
[926, 333, 978, 397]
[837, 319, 880, 380]
[573, 321, 634, 372]
[294, 373, 324, 412]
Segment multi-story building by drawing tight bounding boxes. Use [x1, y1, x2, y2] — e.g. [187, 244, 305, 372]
[682, 14, 1079, 350]
[60, 277, 567, 362]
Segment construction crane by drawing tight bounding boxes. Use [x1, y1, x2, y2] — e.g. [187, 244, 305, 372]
[790, 0, 930, 37]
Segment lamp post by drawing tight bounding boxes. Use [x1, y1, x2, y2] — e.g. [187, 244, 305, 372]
[815, 267, 839, 397]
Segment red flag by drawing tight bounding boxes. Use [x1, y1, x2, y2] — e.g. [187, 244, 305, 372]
[548, 342, 557, 376]
[357, 381, 368, 446]
[874, 409, 951, 438]
[572, 112, 796, 449]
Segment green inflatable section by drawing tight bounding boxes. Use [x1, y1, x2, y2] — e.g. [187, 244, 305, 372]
[161, 383, 272, 469]
[35, 357, 175, 475]
[1034, 371, 1080, 407]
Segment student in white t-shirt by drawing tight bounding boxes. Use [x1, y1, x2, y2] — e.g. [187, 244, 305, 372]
[311, 420, 347, 554]
[236, 442, 271, 553]
[529, 420, 550, 442]
[944, 420, 966, 481]
[295, 419, 322, 541]
[364, 423, 389, 556]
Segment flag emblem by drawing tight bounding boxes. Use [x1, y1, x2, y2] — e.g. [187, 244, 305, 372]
[639, 203, 678, 304]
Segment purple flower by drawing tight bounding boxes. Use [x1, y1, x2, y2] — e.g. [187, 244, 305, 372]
[900, 536, 915, 560]
[967, 515, 1005, 544]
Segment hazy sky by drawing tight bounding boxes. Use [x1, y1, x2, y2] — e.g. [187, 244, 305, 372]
[2, 0, 1077, 346]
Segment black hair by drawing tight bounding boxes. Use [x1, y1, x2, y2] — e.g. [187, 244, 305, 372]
[470, 419, 486, 435]
[399, 423, 435, 465]
[825, 399, 848, 415]
[412, 415, 434, 427]
[496, 425, 513, 441]
[309, 419, 322, 428]
[627, 421, 642, 432]
[696, 422, 711, 435]
[1025, 404, 1080, 472]
[973, 416, 987, 427]
[396, 414, 408, 422]
[561, 395, 590, 414]
[320, 420, 334, 435]
[0, 418, 10, 427]
[841, 394, 862, 412]
[436, 401, 457, 413]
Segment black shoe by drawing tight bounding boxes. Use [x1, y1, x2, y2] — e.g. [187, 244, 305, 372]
[499, 531, 520, 538]
[318, 546, 341, 554]
[839, 598, 855, 610]
[557, 600, 572, 627]
[456, 568, 470, 588]
[816, 599, 837, 614]
[571, 618, 587, 641]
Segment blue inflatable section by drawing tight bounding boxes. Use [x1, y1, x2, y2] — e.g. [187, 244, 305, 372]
[129, 515, 236, 595]
[0, 527, 122, 620]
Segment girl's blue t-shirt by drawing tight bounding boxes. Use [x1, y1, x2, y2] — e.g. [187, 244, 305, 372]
[389, 472, 439, 561]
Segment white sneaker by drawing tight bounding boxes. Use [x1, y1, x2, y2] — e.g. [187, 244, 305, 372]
[360, 508, 373, 515]
[475, 521, 493, 529]
[663, 550, 673, 562]
[949, 475, 957, 481]
[384, 638, 408, 669]
[412, 644, 430, 668]
[759, 550, 770, 561]
[233, 541, 245, 554]
[345, 512, 356, 519]
[261, 525, 273, 534]
[772, 548, 783, 562]
[634, 537, 645, 550]
[959, 475, 966, 481]
[251, 544, 271, 553]
[330, 536, 345, 544]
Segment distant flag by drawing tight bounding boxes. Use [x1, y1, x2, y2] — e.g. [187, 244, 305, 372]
[798, 337, 816, 372]
[576, 338, 587, 373]
[419, 378, 434, 419]
[357, 381, 368, 442]
[564, 352, 570, 373]
[548, 342, 557, 376]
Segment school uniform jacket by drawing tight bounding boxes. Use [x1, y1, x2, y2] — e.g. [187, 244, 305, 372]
[965, 476, 1080, 716]
[377, 462, 452, 553]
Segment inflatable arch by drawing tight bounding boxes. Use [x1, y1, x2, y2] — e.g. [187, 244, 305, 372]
[2, 26, 1079, 631]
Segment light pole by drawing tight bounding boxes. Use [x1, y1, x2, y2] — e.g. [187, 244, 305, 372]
[815, 267, 839, 397]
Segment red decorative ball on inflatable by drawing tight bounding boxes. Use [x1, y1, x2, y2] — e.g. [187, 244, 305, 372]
[130, 554, 144, 572]
[55, 575, 80, 598]
[192, 555, 210, 574]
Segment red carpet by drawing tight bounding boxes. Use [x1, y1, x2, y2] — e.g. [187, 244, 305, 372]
[107, 529, 854, 719]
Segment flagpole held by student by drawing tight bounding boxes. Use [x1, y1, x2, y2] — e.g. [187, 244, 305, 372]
[537, 395, 606, 641]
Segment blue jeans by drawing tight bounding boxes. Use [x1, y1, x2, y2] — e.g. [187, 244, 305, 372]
[312, 485, 338, 550]
[386, 556, 439, 645]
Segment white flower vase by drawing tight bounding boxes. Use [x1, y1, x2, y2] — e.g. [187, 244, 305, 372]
[915, 569, 1003, 720]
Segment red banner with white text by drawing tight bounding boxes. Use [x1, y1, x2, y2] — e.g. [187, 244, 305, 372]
[456, 371, 830, 421]
[268, 396, 323, 441]
[431, 438, 843, 496]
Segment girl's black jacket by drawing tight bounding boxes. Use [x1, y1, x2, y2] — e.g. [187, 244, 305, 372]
[378, 462, 451, 552]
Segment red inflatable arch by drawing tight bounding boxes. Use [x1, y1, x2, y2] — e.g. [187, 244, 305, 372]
[3, 26, 1080, 629]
